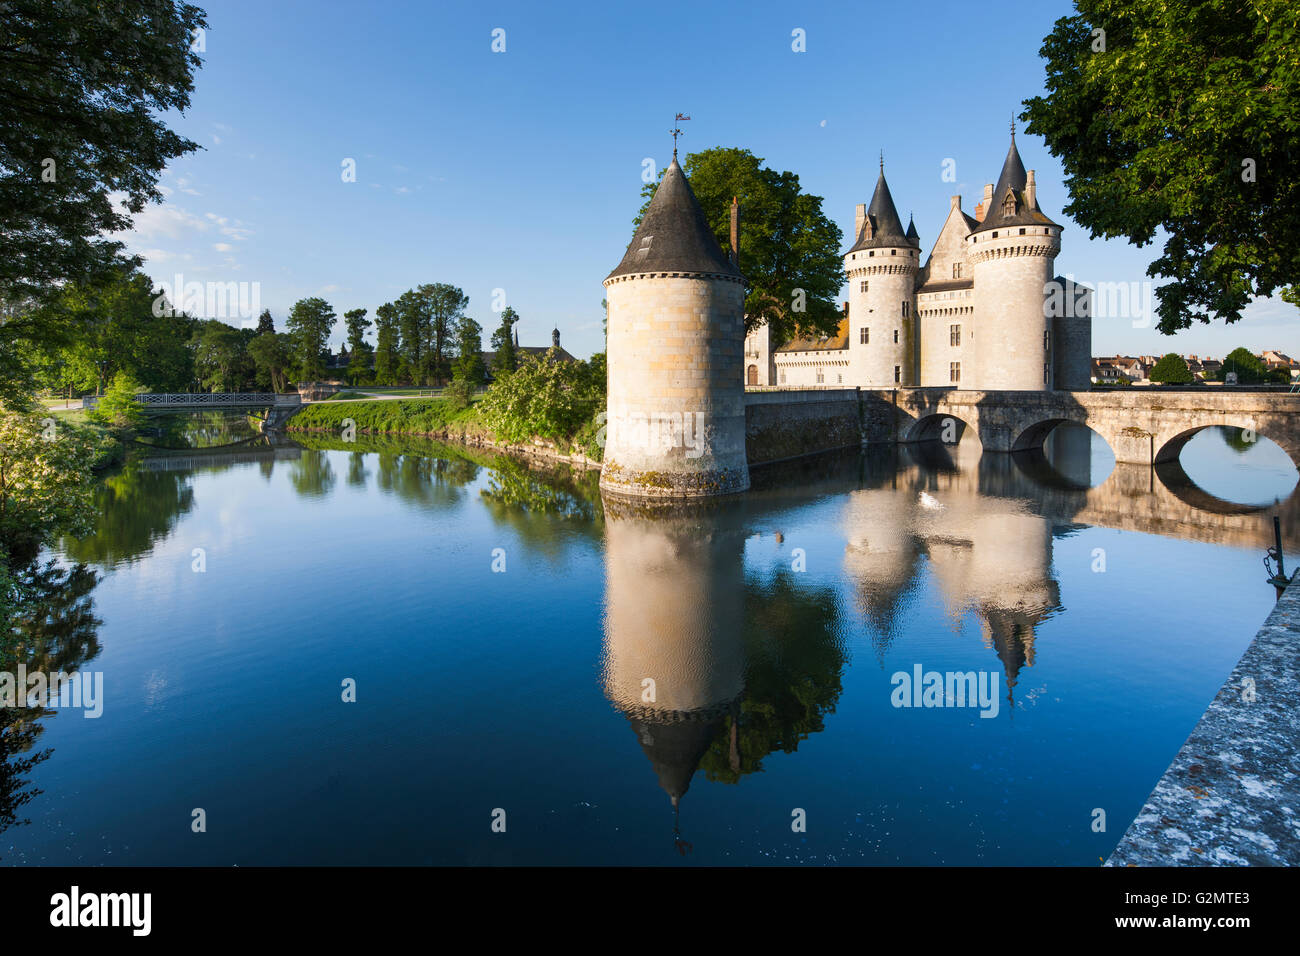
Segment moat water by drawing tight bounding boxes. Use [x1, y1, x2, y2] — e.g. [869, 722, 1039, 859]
[3, 420, 1297, 865]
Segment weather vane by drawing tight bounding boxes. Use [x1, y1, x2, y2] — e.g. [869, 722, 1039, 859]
[671, 113, 691, 159]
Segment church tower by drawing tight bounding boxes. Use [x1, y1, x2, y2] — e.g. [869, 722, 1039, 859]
[845, 160, 920, 386]
[601, 156, 749, 497]
[965, 127, 1062, 390]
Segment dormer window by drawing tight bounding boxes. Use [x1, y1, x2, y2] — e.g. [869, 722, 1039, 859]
[1001, 192, 1017, 218]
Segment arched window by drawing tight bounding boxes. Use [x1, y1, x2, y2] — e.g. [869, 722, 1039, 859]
[747, 364, 758, 386]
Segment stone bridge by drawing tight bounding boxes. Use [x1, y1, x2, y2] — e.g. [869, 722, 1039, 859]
[744, 386, 1300, 468]
[860, 388, 1300, 466]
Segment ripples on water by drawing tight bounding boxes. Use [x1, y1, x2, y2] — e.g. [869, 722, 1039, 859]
[2, 423, 1296, 865]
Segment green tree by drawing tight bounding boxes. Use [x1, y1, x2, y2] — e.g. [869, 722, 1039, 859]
[248, 331, 292, 393]
[1216, 347, 1286, 384]
[0, 0, 207, 302]
[190, 320, 254, 392]
[634, 147, 844, 341]
[394, 289, 427, 385]
[424, 283, 469, 386]
[1148, 352, 1193, 384]
[447, 316, 486, 409]
[255, 309, 275, 335]
[14, 269, 195, 399]
[343, 308, 373, 384]
[89, 371, 147, 427]
[1022, 0, 1300, 333]
[0, 409, 101, 563]
[373, 302, 399, 385]
[490, 307, 520, 375]
[286, 297, 336, 382]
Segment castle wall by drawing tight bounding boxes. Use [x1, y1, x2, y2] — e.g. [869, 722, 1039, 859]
[918, 287, 974, 386]
[772, 349, 849, 387]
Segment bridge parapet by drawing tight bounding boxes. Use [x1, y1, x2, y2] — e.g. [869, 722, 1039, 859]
[83, 392, 301, 410]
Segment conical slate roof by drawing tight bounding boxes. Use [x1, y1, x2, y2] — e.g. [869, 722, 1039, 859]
[971, 133, 1060, 235]
[627, 713, 724, 802]
[847, 166, 917, 253]
[905, 213, 920, 244]
[607, 158, 743, 281]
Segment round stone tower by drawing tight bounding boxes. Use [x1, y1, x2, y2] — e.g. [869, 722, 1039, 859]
[965, 130, 1062, 391]
[601, 156, 749, 497]
[845, 160, 920, 387]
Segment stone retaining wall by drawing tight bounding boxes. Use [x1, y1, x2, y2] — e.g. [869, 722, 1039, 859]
[1107, 570, 1300, 865]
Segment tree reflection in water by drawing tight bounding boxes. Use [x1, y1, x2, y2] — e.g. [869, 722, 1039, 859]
[0, 560, 102, 854]
[60, 462, 195, 569]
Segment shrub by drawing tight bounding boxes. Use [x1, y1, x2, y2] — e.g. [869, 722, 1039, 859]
[477, 350, 604, 446]
[89, 372, 147, 427]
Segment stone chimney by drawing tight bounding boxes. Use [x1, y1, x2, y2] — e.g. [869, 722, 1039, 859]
[854, 203, 866, 241]
[730, 196, 740, 268]
[950, 195, 962, 212]
[1025, 170, 1036, 209]
[975, 183, 993, 222]
[552, 327, 560, 349]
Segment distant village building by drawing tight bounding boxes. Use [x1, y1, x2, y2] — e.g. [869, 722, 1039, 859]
[1261, 350, 1300, 382]
[745, 129, 1093, 391]
[1089, 351, 1296, 385]
[481, 327, 576, 379]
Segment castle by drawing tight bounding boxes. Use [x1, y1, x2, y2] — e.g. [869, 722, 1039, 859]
[745, 129, 1092, 391]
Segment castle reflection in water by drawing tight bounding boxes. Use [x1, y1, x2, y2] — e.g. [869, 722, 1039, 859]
[596, 426, 1298, 835]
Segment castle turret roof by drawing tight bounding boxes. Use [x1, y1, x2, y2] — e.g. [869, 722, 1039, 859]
[970, 132, 1061, 235]
[905, 213, 920, 244]
[847, 164, 917, 253]
[607, 157, 743, 281]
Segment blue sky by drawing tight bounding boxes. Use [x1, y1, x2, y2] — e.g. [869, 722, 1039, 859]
[124, 0, 1298, 360]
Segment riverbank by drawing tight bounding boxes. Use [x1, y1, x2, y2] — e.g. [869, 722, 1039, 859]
[285, 397, 602, 471]
[1107, 569, 1300, 865]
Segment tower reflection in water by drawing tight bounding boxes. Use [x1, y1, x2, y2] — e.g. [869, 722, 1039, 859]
[597, 429, 1103, 848]
[599, 496, 746, 855]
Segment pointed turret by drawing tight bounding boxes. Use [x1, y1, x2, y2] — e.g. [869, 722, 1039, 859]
[602, 150, 749, 497]
[971, 129, 1059, 235]
[847, 162, 915, 252]
[905, 213, 920, 245]
[607, 157, 742, 281]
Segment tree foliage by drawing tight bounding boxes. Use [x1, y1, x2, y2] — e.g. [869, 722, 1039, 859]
[89, 371, 147, 427]
[286, 297, 336, 381]
[0, 409, 101, 564]
[477, 351, 605, 449]
[372, 303, 399, 385]
[1148, 352, 1193, 384]
[343, 308, 373, 385]
[1022, 0, 1300, 332]
[0, 0, 207, 302]
[1216, 346, 1289, 384]
[634, 148, 844, 342]
[490, 307, 519, 375]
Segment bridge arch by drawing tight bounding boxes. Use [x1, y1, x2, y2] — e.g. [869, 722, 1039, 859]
[1151, 456, 1276, 516]
[1154, 423, 1300, 468]
[903, 412, 971, 446]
